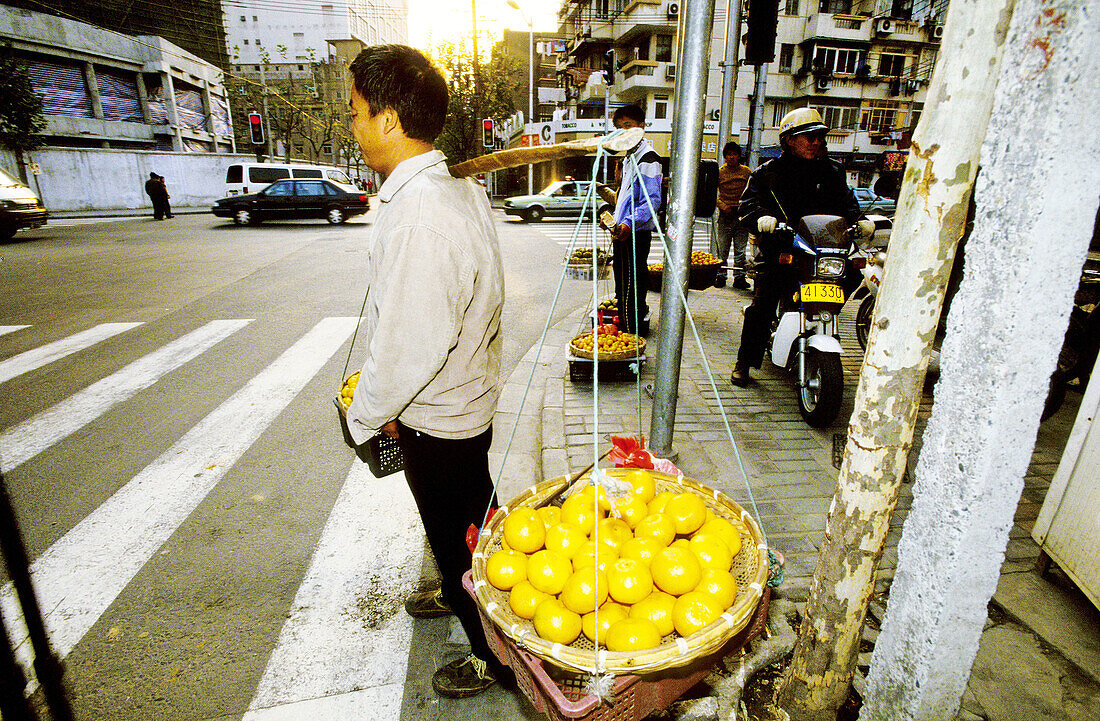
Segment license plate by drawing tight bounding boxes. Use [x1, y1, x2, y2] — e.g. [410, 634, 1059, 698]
[801, 283, 845, 303]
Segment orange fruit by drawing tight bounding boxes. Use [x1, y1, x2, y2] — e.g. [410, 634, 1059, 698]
[561, 493, 601, 535]
[594, 517, 632, 548]
[573, 540, 618, 572]
[669, 538, 693, 554]
[647, 492, 675, 516]
[560, 565, 609, 614]
[606, 617, 662, 652]
[613, 495, 648, 529]
[526, 549, 573, 595]
[673, 591, 723, 636]
[651, 547, 702, 596]
[629, 590, 676, 636]
[623, 469, 656, 504]
[620, 536, 662, 567]
[486, 548, 528, 590]
[695, 568, 738, 610]
[689, 533, 733, 572]
[509, 580, 552, 620]
[533, 598, 582, 645]
[581, 602, 629, 644]
[537, 505, 562, 529]
[634, 513, 675, 547]
[694, 518, 742, 557]
[544, 521, 587, 560]
[666, 493, 707, 535]
[606, 558, 654, 605]
[503, 508, 546, 554]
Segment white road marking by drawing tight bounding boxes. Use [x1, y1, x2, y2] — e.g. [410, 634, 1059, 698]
[0, 319, 253, 471]
[0, 322, 143, 384]
[244, 460, 421, 720]
[0, 325, 31, 337]
[0, 317, 359, 678]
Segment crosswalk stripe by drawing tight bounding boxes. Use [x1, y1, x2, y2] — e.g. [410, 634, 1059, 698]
[0, 317, 359, 677]
[244, 461, 421, 719]
[0, 322, 143, 384]
[0, 325, 31, 337]
[0, 319, 253, 472]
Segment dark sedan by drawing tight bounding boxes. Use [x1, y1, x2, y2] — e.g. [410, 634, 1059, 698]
[212, 179, 369, 225]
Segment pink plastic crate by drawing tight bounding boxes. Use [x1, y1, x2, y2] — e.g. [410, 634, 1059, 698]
[463, 571, 771, 721]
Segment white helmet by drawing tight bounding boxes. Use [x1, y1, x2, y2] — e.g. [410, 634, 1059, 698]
[779, 108, 828, 139]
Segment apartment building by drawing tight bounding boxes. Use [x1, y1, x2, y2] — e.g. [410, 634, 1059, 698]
[549, 0, 947, 191]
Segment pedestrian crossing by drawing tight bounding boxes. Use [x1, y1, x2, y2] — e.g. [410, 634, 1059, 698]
[0, 317, 427, 719]
[532, 219, 716, 265]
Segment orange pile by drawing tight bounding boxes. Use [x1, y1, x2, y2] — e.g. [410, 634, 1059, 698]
[484, 470, 744, 652]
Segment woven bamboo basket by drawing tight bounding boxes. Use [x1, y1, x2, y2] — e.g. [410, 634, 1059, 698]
[568, 332, 646, 361]
[469, 468, 770, 674]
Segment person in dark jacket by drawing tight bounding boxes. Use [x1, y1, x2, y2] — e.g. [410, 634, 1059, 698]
[145, 172, 173, 220]
[729, 108, 872, 386]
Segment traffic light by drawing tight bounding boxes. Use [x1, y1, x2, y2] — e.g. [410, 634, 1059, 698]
[248, 112, 265, 145]
[604, 49, 615, 85]
[744, 0, 781, 65]
[482, 118, 494, 148]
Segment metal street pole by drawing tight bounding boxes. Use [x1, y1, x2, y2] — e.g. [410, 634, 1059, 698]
[649, 0, 717, 458]
[747, 63, 767, 167]
[717, 0, 744, 156]
[527, 21, 534, 194]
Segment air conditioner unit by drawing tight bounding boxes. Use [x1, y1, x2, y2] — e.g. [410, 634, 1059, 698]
[932, 24, 945, 40]
[874, 17, 893, 35]
[815, 76, 829, 91]
[667, 2, 679, 18]
[665, 64, 676, 79]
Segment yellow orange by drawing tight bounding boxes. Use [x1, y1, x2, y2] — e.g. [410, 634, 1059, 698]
[694, 518, 742, 557]
[561, 493, 601, 535]
[486, 548, 528, 590]
[647, 491, 675, 516]
[629, 591, 676, 637]
[533, 598, 582, 645]
[503, 508, 546, 554]
[537, 505, 562, 529]
[695, 568, 738, 610]
[594, 517, 633, 550]
[620, 536, 662, 567]
[605, 617, 662, 652]
[560, 565, 609, 615]
[634, 513, 675, 547]
[666, 493, 707, 535]
[526, 549, 573, 595]
[509, 580, 551, 620]
[606, 558, 654, 605]
[689, 533, 733, 572]
[651, 547, 702, 596]
[544, 521, 587, 560]
[673, 591, 723, 637]
[623, 469, 656, 505]
[613, 495, 648, 529]
[573, 540, 618, 572]
[581, 602, 629, 644]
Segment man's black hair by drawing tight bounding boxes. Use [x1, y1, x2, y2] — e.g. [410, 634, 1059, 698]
[612, 104, 646, 125]
[348, 44, 448, 143]
[723, 141, 741, 158]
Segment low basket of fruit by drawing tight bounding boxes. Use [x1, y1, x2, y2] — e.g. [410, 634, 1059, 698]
[688, 251, 722, 290]
[468, 468, 770, 675]
[334, 372, 404, 477]
[647, 264, 664, 292]
[596, 297, 617, 325]
[569, 328, 646, 361]
[565, 248, 612, 281]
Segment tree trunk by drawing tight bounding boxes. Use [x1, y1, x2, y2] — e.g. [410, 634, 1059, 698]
[774, 1, 1017, 718]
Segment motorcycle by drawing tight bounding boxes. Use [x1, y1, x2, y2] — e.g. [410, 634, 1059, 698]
[767, 215, 873, 427]
[850, 214, 892, 351]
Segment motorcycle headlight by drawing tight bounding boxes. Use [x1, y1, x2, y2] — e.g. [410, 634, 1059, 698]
[816, 256, 847, 278]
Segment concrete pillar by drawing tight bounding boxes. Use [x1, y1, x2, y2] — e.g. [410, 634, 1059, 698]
[862, 1, 1100, 718]
[200, 81, 218, 152]
[84, 62, 103, 119]
[135, 72, 153, 124]
[160, 71, 184, 152]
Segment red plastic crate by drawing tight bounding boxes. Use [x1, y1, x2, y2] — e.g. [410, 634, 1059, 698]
[463, 571, 771, 721]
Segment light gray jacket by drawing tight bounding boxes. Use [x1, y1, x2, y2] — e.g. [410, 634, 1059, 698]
[346, 150, 503, 443]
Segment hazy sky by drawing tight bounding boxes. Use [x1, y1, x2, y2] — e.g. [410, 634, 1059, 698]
[407, 0, 561, 50]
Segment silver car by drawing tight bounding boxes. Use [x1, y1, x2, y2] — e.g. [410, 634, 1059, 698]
[853, 188, 896, 216]
[503, 181, 609, 222]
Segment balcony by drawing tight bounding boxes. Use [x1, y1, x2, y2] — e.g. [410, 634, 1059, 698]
[869, 17, 927, 42]
[802, 13, 871, 43]
[616, 60, 675, 101]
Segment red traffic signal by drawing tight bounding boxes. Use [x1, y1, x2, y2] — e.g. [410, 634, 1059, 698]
[482, 118, 494, 148]
[248, 112, 265, 145]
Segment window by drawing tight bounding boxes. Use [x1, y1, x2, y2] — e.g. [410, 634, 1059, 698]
[778, 44, 794, 73]
[264, 180, 295, 196]
[243, 39, 249, 45]
[298, 65, 305, 71]
[655, 35, 672, 62]
[784, 0, 799, 14]
[879, 53, 907, 77]
[860, 101, 903, 133]
[240, 15, 246, 22]
[256, 39, 262, 45]
[819, 0, 851, 12]
[250, 167, 292, 183]
[635, 39, 649, 62]
[814, 46, 864, 74]
[771, 102, 789, 127]
[654, 95, 669, 120]
[253, 15, 257, 21]
[292, 168, 323, 178]
[812, 104, 859, 131]
[321, 144, 332, 156]
[295, 181, 328, 196]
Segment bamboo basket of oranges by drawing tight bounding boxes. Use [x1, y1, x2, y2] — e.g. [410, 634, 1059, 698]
[468, 468, 769, 674]
[569, 330, 646, 361]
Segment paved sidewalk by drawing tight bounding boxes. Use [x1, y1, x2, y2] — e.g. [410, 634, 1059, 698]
[481, 280, 1100, 720]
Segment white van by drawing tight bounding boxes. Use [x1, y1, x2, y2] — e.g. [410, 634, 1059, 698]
[0, 166, 48, 240]
[224, 162, 357, 197]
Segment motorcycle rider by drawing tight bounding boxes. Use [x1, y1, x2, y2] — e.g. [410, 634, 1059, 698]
[729, 108, 874, 386]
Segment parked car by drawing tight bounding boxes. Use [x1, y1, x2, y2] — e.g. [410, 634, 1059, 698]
[0, 166, 48, 240]
[853, 187, 896, 216]
[503, 180, 609, 222]
[212, 179, 369, 225]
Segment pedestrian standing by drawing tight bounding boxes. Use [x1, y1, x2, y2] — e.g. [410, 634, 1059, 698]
[343, 44, 507, 699]
[712, 142, 751, 289]
[144, 172, 172, 220]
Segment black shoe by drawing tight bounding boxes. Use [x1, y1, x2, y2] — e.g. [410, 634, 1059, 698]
[732, 277, 750, 290]
[730, 362, 752, 387]
[404, 588, 453, 618]
[714, 276, 727, 288]
[432, 654, 496, 698]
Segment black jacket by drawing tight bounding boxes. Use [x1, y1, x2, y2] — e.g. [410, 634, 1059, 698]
[737, 152, 860, 259]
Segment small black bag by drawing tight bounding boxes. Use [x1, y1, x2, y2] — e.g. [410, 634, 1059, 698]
[335, 398, 405, 477]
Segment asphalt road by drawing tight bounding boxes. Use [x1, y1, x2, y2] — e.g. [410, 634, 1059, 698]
[0, 207, 594, 720]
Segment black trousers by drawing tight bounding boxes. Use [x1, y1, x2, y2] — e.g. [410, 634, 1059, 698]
[396, 421, 508, 678]
[613, 228, 652, 335]
[737, 265, 798, 368]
